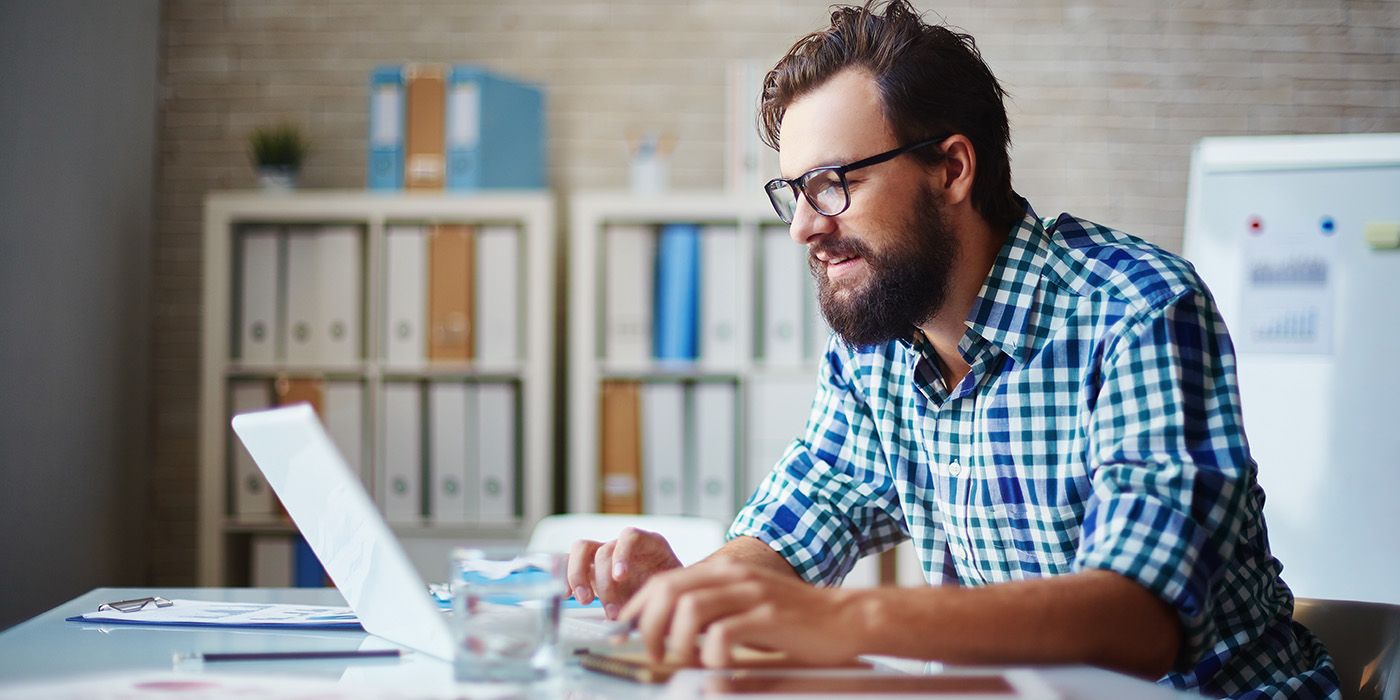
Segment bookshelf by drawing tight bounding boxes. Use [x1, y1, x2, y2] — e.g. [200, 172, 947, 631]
[199, 190, 555, 586]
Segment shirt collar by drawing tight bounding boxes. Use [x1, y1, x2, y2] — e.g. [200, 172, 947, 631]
[959, 199, 1051, 366]
[894, 198, 1050, 368]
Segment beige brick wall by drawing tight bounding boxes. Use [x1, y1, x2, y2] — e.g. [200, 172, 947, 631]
[149, 0, 1400, 583]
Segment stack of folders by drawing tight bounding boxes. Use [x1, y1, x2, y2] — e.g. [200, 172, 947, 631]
[235, 226, 364, 368]
[598, 378, 817, 519]
[367, 63, 546, 191]
[603, 223, 830, 369]
[380, 380, 519, 528]
[382, 224, 521, 368]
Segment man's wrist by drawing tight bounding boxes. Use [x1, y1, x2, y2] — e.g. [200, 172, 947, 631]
[831, 586, 892, 659]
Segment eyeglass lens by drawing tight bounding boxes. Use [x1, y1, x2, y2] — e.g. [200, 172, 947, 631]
[767, 170, 850, 224]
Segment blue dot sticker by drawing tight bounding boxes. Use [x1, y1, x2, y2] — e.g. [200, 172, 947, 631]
[1320, 216, 1336, 235]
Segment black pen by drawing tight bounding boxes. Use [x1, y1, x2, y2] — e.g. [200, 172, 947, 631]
[178, 649, 404, 663]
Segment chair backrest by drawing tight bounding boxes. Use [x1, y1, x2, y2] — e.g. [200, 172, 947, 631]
[527, 513, 728, 567]
[1293, 597, 1400, 700]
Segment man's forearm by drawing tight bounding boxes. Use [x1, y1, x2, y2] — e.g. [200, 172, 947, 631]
[848, 569, 1181, 679]
[702, 536, 800, 578]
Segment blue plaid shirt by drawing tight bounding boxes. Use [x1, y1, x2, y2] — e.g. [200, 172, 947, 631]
[730, 201, 1339, 699]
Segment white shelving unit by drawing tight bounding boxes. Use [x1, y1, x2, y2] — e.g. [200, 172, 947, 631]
[199, 190, 555, 586]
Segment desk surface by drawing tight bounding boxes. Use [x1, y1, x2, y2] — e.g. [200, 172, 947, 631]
[0, 588, 1197, 699]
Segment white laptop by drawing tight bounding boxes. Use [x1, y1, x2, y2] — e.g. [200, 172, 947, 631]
[232, 404, 456, 660]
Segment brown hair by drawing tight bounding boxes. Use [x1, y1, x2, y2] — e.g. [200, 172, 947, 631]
[759, 0, 1022, 230]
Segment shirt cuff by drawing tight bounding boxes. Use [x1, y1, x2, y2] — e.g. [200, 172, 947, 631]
[1075, 491, 1220, 670]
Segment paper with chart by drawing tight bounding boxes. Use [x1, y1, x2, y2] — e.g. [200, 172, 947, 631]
[67, 599, 361, 629]
[1237, 227, 1337, 355]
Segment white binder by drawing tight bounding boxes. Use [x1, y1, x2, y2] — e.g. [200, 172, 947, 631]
[693, 382, 737, 521]
[381, 382, 423, 523]
[604, 224, 655, 364]
[322, 381, 365, 487]
[745, 377, 815, 494]
[474, 225, 520, 363]
[229, 380, 275, 517]
[237, 228, 281, 363]
[283, 230, 322, 364]
[316, 227, 362, 364]
[475, 383, 517, 522]
[428, 382, 474, 525]
[641, 382, 687, 516]
[699, 225, 742, 367]
[250, 535, 294, 587]
[761, 226, 805, 365]
[384, 226, 428, 366]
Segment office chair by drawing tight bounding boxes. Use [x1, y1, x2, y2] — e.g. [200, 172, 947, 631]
[1293, 597, 1400, 700]
[526, 513, 728, 567]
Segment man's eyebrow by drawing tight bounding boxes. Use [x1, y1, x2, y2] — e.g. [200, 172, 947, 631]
[782, 153, 853, 179]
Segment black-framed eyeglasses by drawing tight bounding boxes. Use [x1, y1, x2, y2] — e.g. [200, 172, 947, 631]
[764, 134, 951, 224]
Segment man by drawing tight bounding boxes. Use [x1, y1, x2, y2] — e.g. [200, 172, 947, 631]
[569, 2, 1339, 697]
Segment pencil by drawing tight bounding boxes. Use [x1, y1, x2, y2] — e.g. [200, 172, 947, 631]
[194, 649, 403, 662]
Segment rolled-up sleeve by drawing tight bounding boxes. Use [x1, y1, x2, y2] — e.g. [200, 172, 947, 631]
[1076, 290, 1252, 670]
[728, 341, 908, 586]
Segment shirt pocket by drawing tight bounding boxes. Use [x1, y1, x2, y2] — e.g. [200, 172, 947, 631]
[987, 501, 1083, 579]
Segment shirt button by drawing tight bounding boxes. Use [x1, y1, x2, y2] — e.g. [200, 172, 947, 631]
[948, 460, 962, 476]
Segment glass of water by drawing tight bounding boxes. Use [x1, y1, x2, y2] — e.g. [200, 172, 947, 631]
[450, 548, 567, 686]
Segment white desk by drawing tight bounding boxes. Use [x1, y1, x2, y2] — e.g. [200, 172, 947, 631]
[0, 588, 1199, 699]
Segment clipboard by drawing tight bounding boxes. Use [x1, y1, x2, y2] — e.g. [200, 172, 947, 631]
[65, 597, 363, 630]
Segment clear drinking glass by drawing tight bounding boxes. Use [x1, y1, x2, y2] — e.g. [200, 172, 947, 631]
[450, 548, 568, 686]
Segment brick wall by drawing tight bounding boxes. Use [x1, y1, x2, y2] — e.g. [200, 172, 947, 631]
[149, 0, 1400, 583]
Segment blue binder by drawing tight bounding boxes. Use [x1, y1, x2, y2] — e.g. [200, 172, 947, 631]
[653, 223, 701, 360]
[445, 65, 546, 190]
[293, 534, 327, 587]
[367, 65, 405, 190]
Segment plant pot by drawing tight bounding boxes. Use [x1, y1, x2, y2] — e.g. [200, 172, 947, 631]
[257, 165, 299, 191]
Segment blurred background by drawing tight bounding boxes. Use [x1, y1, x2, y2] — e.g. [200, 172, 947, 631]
[1, 0, 1397, 630]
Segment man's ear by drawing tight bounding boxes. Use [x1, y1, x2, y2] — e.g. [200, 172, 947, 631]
[931, 134, 976, 207]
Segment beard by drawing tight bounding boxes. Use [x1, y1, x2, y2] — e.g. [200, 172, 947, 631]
[810, 186, 959, 347]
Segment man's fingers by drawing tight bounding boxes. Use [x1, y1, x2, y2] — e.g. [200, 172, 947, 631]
[666, 584, 763, 667]
[593, 540, 619, 615]
[617, 559, 745, 623]
[700, 607, 774, 668]
[607, 526, 641, 582]
[620, 561, 757, 662]
[567, 540, 602, 604]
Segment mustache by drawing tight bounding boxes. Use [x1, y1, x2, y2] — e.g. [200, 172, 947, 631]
[808, 238, 872, 263]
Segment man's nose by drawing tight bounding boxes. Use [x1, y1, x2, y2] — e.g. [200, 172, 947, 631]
[787, 195, 835, 246]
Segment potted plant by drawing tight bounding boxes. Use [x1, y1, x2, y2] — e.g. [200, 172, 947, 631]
[248, 122, 308, 191]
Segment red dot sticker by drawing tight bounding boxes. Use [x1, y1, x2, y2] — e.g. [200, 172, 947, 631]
[1248, 216, 1263, 235]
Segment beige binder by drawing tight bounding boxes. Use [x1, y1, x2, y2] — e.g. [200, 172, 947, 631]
[274, 376, 323, 415]
[599, 381, 643, 514]
[405, 64, 445, 191]
[428, 224, 474, 361]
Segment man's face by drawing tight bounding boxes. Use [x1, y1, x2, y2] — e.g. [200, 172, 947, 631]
[778, 69, 959, 346]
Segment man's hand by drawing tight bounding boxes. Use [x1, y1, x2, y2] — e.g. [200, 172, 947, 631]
[616, 559, 862, 668]
[567, 527, 683, 618]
